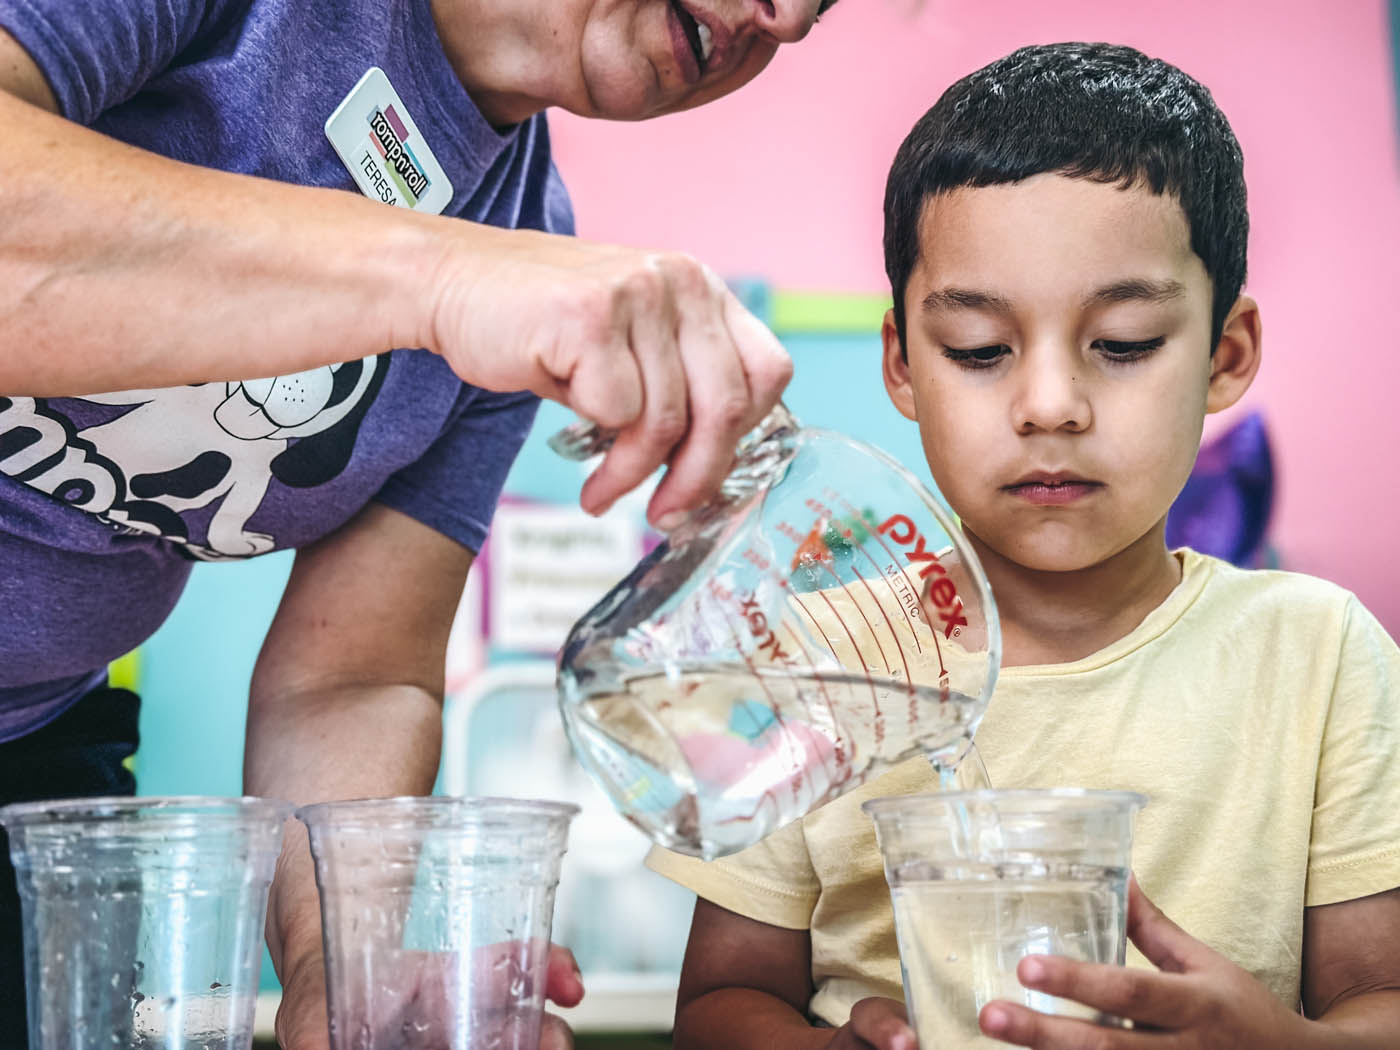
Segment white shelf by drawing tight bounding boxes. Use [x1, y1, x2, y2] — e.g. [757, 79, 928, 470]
[555, 972, 678, 1032]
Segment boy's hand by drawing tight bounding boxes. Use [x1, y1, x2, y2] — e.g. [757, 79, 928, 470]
[977, 876, 1316, 1048]
[826, 997, 918, 1050]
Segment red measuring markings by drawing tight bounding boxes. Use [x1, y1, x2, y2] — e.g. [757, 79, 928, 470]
[877, 514, 969, 639]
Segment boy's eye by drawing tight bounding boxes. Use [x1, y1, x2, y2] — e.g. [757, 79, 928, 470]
[1093, 336, 1166, 361]
[942, 344, 1010, 369]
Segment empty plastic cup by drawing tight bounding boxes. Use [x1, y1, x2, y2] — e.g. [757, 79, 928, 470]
[0, 795, 293, 1050]
[298, 796, 579, 1050]
[864, 789, 1146, 1046]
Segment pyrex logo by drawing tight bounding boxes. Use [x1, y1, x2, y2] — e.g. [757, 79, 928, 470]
[877, 514, 969, 639]
[738, 593, 793, 664]
[367, 107, 430, 202]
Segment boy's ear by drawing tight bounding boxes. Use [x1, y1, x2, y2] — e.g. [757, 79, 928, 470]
[882, 309, 918, 421]
[1207, 294, 1262, 414]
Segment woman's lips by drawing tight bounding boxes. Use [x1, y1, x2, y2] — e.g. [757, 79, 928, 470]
[666, 2, 702, 85]
[1004, 480, 1103, 505]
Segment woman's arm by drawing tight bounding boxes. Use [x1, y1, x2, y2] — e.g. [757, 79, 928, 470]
[0, 33, 436, 394]
[0, 28, 791, 522]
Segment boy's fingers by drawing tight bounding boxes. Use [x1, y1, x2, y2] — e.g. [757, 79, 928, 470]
[1126, 874, 1206, 974]
[978, 1001, 1160, 1049]
[1015, 955, 1194, 1029]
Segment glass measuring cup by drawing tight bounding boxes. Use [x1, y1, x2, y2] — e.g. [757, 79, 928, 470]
[552, 404, 1001, 859]
[864, 790, 1146, 1046]
[0, 795, 292, 1050]
[298, 796, 578, 1050]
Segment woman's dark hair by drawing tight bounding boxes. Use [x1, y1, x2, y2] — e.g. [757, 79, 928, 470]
[884, 42, 1248, 351]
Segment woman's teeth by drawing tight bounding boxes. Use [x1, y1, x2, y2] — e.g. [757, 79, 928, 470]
[696, 21, 713, 63]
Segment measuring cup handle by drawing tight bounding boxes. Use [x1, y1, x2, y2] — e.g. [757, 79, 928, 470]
[546, 402, 801, 462]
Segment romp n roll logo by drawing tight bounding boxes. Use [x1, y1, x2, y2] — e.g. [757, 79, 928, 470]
[367, 106, 430, 203]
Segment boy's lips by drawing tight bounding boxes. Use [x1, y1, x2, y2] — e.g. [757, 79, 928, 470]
[1003, 472, 1103, 506]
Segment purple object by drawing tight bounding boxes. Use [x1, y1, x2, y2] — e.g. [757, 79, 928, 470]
[1165, 412, 1275, 567]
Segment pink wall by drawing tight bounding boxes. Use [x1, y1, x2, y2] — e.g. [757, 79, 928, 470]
[549, 0, 1400, 633]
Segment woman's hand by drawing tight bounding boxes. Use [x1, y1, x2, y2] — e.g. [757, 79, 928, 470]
[274, 942, 585, 1050]
[977, 877, 1318, 1049]
[428, 225, 792, 528]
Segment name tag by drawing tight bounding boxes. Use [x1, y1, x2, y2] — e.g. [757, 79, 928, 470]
[325, 66, 454, 214]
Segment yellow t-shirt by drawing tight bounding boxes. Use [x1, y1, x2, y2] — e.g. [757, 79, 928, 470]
[647, 550, 1400, 1023]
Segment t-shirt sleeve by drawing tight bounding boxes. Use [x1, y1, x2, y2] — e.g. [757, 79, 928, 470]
[0, 0, 236, 124]
[645, 817, 822, 931]
[1306, 596, 1400, 907]
[373, 388, 539, 555]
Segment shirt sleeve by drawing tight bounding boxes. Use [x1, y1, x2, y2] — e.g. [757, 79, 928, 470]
[0, 0, 237, 124]
[373, 388, 539, 555]
[1306, 596, 1400, 907]
[645, 816, 822, 931]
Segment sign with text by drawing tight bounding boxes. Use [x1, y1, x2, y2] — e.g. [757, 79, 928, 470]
[486, 503, 644, 654]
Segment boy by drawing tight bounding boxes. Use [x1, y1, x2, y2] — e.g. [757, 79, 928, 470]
[647, 42, 1400, 1049]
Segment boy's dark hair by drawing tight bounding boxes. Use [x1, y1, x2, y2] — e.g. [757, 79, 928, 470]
[884, 42, 1248, 352]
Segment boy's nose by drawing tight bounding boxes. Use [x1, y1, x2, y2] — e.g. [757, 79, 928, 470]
[1012, 351, 1093, 434]
[754, 0, 820, 44]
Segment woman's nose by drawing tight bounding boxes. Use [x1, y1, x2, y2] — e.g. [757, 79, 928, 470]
[755, 0, 820, 44]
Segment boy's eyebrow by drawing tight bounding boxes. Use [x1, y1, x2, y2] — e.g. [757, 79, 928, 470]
[920, 278, 1187, 316]
[1083, 278, 1187, 308]
[920, 287, 1014, 315]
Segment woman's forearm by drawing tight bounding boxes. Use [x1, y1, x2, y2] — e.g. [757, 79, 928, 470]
[0, 86, 455, 395]
[243, 680, 443, 975]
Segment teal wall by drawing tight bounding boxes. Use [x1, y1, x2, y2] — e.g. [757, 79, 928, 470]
[1392, 0, 1400, 148]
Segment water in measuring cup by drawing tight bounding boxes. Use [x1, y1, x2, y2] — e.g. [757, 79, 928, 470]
[891, 862, 1129, 1047]
[566, 665, 984, 859]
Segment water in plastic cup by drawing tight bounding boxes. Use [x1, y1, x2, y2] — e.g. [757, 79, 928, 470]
[0, 795, 293, 1050]
[863, 789, 1146, 1047]
[298, 796, 579, 1050]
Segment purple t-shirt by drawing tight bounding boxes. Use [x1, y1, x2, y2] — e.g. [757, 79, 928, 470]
[0, 0, 575, 740]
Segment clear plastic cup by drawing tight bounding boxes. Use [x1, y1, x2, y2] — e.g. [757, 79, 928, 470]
[0, 795, 293, 1050]
[863, 790, 1146, 1047]
[298, 796, 579, 1050]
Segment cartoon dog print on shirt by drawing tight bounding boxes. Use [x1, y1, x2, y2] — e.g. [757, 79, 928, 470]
[0, 356, 386, 560]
